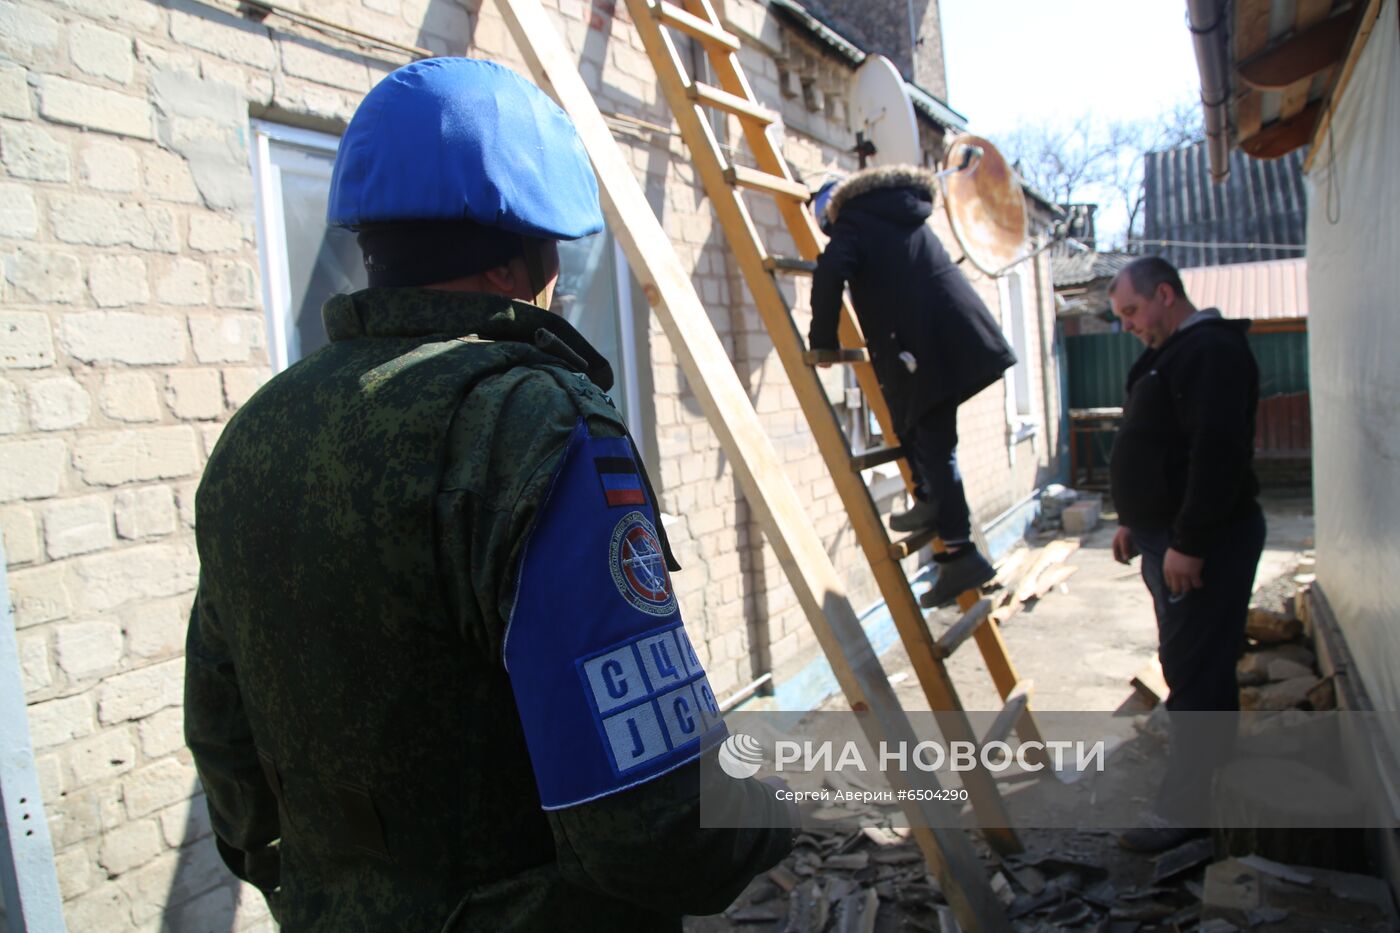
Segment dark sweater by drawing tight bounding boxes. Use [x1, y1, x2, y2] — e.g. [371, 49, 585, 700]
[1109, 314, 1260, 556]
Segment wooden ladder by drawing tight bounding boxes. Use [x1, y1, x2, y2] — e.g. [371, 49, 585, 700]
[620, 0, 1050, 851]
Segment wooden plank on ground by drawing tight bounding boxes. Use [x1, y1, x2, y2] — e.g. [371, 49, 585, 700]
[1030, 564, 1079, 601]
[1131, 657, 1169, 707]
[1012, 540, 1080, 605]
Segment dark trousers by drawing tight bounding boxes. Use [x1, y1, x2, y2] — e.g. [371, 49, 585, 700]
[903, 401, 972, 545]
[1131, 505, 1266, 822]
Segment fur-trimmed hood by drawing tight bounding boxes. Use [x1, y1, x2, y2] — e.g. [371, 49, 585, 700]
[822, 164, 936, 226]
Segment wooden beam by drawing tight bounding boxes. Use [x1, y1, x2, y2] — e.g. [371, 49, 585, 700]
[1306, 0, 1388, 170]
[1240, 101, 1323, 159]
[1238, 9, 1359, 90]
[1280, 0, 1342, 121]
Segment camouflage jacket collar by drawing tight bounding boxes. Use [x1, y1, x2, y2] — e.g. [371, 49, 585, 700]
[323, 287, 614, 391]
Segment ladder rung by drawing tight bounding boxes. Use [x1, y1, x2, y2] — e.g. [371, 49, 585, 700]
[724, 165, 812, 201]
[689, 81, 776, 124]
[933, 598, 992, 660]
[803, 348, 869, 365]
[980, 683, 1032, 749]
[764, 255, 817, 275]
[850, 446, 904, 471]
[888, 525, 938, 560]
[650, 0, 740, 51]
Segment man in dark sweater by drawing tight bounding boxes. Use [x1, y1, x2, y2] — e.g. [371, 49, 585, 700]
[1107, 256, 1266, 853]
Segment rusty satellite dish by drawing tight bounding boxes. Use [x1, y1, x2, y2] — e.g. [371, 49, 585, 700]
[940, 133, 1028, 276]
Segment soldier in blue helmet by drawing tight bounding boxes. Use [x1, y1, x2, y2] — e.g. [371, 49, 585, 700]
[184, 58, 793, 932]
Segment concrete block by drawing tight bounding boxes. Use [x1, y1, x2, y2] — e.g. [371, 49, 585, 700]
[61, 312, 185, 366]
[0, 118, 70, 183]
[141, 147, 199, 204]
[43, 495, 113, 559]
[0, 2, 59, 56]
[0, 61, 32, 119]
[68, 541, 198, 614]
[210, 259, 256, 308]
[221, 367, 266, 409]
[0, 376, 21, 434]
[99, 372, 161, 423]
[0, 313, 54, 369]
[0, 436, 65, 502]
[38, 75, 153, 139]
[87, 254, 150, 308]
[164, 368, 222, 420]
[157, 793, 210, 849]
[27, 693, 96, 749]
[70, 21, 134, 84]
[174, 481, 196, 528]
[49, 194, 177, 251]
[0, 504, 40, 564]
[5, 246, 84, 303]
[72, 425, 201, 486]
[279, 39, 370, 91]
[188, 313, 261, 363]
[66, 726, 137, 787]
[63, 880, 133, 933]
[187, 213, 242, 252]
[122, 756, 194, 818]
[169, 7, 275, 69]
[97, 657, 184, 725]
[0, 182, 39, 237]
[29, 376, 91, 430]
[136, 706, 184, 760]
[54, 846, 96, 900]
[122, 595, 187, 661]
[55, 617, 125, 680]
[99, 818, 163, 876]
[114, 485, 176, 540]
[7, 562, 69, 626]
[19, 630, 51, 692]
[200, 422, 224, 456]
[79, 140, 141, 192]
[1061, 499, 1101, 535]
[155, 258, 209, 306]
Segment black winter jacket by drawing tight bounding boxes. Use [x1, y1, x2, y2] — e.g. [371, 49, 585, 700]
[1109, 314, 1261, 556]
[809, 166, 1016, 432]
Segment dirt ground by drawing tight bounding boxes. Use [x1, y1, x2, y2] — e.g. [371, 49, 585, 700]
[686, 491, 1321, 932]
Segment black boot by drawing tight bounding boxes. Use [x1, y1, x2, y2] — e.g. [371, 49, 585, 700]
[919, 548, 995, 609]
[889, 499, 936, 533]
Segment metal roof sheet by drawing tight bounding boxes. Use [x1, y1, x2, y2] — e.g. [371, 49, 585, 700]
[1051, 251, 1134, 288]
[1179, 257, 1309, 320]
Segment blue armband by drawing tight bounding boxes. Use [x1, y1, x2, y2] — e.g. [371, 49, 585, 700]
[505, 421, 724, 809]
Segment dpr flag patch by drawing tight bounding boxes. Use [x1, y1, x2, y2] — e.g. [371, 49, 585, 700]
[595, 449, 645, 507]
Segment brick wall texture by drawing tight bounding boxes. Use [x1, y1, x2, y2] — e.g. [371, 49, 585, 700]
[0, 0, 1060, 928]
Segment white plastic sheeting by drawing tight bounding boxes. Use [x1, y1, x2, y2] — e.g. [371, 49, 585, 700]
[1305, 0, 1400, 712]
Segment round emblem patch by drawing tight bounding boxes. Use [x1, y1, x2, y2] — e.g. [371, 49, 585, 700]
[609, 511, 677, 617]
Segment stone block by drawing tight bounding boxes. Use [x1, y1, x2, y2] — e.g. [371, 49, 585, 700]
[164, 883, 238, 931]
[97, 657, 184, 724]
[19, 630, 51, 692]
[122, 595, 187, 661]
[211, 259, 256, 308]
[68, 541, 198, 613]
[66, 726, 137, 787]
[0, 376, 21, 434]
[222, 367, 266, 408]
[38, 75, 153, 139]
[1246, 607, 1303, 644]
[5, 246, 84, 303]
[29, 376, 91, 430]
[114, 485, 176, 540]
[0, 61, 31, 119]
[137, 706, 185, 760]
[155, 258, 209, 306]
[42, 495, 112, 559]
[49, 194, 177, 251]
[0, 504, 40, 564]
[54, 846, 96, 900]
[279, 39, 370, 91]
[158, 793, 212, 850]
[122, 756, 194, 818]
[64, 880, 133, 933]
[27, 694, 95, 749]
[188, 313, 261, 363]
[0, 436, 65, 502]
[0, 181, 39, 237]
[72, 425, 200, 486]
[99, 818, 163, 876]
[164, 368, 222, 420]
[200, 422, 224, 456]
[142, 147, 200, 203]
[55, 618, 124, 680]
[100, 372, 161, 422]
[70, 21, 134, 84]
[80, 140, 141, 192]
[7, 562, 69, 626]
[169, 8, 275, 69]
[0, 121, 70, 182]
[61, 310, 185, 365]
[174, 481, 196, 528]
[187, 213, 242, 252]
[87, 254, 150, 308]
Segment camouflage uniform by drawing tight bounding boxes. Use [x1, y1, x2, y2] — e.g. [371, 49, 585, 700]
[185, 286, 792, 932]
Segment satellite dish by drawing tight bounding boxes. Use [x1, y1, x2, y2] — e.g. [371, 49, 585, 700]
[849, 55, 919, 167]
[940, 134, 1028, 276]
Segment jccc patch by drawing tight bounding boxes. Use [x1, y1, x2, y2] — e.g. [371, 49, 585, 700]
[609, 511, 676, 616]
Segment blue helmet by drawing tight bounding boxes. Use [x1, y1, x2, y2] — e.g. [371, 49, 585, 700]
[812, 179, 840, 235]
[327, 58, 603, 240]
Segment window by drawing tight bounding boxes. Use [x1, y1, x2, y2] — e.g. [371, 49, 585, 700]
[250, 124, 642, 441]
[1000, 271, 1036, 436]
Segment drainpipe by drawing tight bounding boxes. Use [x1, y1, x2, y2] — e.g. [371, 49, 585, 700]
[1187, 0, 1233, 181]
